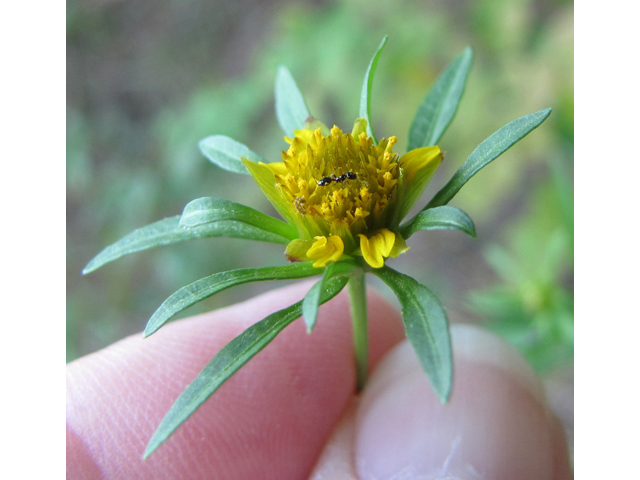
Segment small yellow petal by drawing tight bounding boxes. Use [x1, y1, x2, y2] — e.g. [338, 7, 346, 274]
[292, 129, 315, 145]
[306, 235, 345, 268]
[396, 146, 443, 221]
[400, 146, 442, 183]
[265, 162, 288, 176]
[358, 229, 396, 269]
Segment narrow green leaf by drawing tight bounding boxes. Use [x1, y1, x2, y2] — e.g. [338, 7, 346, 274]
[143, 275, 349, 459]
[407, 47, 473, 150]
[179, 197, 298, 241]
[145, 263, 322, 337]
[373, 266, 452, 403]
[399, 205, 476, 240]
[359, 35, 388, 144]
[275, 66, 311, 137]
[302, 261, 362, 333]
[198, 135, 265, 175]
[424, 108, 552, 210]
[82, 216, 289, 274]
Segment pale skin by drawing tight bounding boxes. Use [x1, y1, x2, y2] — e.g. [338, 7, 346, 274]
[67, 281, 573, 480]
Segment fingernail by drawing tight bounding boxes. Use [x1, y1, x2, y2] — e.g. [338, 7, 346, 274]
[355, 324, 555, 480]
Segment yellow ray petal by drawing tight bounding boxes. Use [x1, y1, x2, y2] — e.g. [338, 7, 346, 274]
[358, 229, 396, 268]
[397, 146, 443, 221]
[306, 235, 344, 268]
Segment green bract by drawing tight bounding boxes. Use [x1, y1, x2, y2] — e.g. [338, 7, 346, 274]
[83, 37, 551, 459]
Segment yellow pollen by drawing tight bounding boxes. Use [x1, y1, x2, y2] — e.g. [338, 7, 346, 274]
[241, 123, 443, 269]
[276, 126, 401, 239]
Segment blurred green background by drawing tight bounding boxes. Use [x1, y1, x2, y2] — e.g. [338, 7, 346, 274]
[67, 0, 573, 438]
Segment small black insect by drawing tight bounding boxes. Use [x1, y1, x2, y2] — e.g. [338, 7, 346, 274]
[317, 172, 357, 186]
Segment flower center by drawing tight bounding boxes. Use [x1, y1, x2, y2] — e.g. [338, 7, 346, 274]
[275, 126, 399, 238]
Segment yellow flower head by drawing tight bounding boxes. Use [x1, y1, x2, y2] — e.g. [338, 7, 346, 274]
[242, 119, 442, 269]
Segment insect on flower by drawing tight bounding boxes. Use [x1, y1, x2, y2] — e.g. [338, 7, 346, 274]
[243, 120, 443, 269]
[317, 172, 358, 186]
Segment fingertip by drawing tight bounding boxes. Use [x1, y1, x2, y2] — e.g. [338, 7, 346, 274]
[307, 399, 360, 480]
[67, 280, 404, 480]
[549, 410, 574, 480]
[66, 424, 102, 480]
[354, 324, 566, 480]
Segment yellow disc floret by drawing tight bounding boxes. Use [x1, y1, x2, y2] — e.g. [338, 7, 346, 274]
[276, 124, 400, 239]
[241, 118, 443, 269]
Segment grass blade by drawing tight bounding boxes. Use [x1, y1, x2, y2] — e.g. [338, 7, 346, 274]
[407, 47, 473, 150]
[143, 274, 349, 459]
[145, 263, 322, 337]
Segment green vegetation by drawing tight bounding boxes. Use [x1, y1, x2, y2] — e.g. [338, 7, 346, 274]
[67, 0, 573, 376]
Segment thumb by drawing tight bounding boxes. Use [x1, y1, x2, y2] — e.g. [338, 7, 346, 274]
[309, 324, 573, 480]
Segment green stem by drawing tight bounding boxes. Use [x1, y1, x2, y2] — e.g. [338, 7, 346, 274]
[348, 271, 368, 392]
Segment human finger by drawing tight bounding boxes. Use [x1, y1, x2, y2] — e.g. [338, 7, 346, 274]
[66, 280, 405, 480]
[309, 324, 573, 480]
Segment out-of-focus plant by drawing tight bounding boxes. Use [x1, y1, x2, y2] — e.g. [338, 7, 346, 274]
[469, 158, 573, 372]
[83, 36, 550, 457]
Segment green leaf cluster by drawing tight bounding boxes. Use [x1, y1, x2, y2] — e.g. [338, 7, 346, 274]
[83, 36, 551, 458]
